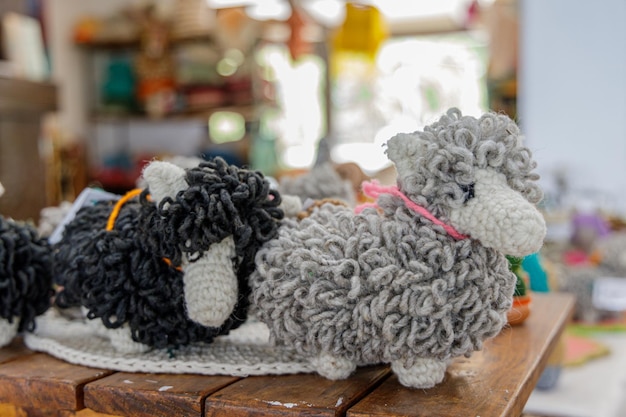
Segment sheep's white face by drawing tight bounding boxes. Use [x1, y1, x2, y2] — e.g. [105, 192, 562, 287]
[448, 168, 546, 257]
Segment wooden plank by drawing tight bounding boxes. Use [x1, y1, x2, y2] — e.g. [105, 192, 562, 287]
[0, 77, 58, 114]
[347, 292, 576, 417]
[0, 353, 115, 411]
[0, 338, 34, 364]
[84, 372, 240, 417]
[74, 409, 122, 417]
[0, 403, 26, 417]
[0, 404, 122, 417]
[205, 365, 390, 417]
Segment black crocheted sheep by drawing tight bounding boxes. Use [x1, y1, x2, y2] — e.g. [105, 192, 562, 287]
[0, 216, 53, 347]
[53, 157, 283, 352]
[251, 108, 547, 389]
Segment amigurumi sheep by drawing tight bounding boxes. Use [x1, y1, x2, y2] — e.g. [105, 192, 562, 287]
[278, 162, 362, 207]
[53, 157, 283, 352]
[251, 108, 547, 389]
[0, 215, 54, 347]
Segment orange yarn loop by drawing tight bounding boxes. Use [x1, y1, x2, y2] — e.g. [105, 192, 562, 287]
[105, 188, 181, 271]
[106, 188, 144, 231]
[161, 257, 182, 271]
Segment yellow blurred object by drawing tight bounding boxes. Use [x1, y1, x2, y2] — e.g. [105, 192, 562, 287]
[331, 3, 388, 61]
[73, 17, 101, 44]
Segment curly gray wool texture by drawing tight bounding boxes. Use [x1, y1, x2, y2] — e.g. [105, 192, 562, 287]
[278, 163, 356, 206]
[249, 108, 543, 369]
[251, 199, 514, 367]
[386, 108, 542, 221]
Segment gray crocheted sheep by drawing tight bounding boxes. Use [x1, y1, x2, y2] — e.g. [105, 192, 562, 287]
[278, 163, 357, 207]
[251, 108, 546, 389]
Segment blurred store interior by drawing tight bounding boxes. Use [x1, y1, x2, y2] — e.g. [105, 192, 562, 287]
[1, 1, 626, 416]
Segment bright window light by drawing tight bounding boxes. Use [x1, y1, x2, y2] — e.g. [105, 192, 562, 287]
[206, 0, 252, 8]
[331, 143, 390, 174]
[209, 111, 246, 144]
[283, 145, 316, 168]
[207, 0, 472, 24]
[246, 0, 291, 21]
[216, 58, 239, 76]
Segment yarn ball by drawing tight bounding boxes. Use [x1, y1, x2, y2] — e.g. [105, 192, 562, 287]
[54, 157, 283, 348]
[0, 215, 53, 332]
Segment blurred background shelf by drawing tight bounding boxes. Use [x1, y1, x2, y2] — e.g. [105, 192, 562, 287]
[0, 76, 57, 222]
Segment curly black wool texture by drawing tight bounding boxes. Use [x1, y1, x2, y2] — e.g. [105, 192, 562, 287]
[0, 215, 53, 332]
[53, 157, 283, 349]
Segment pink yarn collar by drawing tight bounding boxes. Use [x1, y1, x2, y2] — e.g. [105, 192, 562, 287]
[355, 181, 469, 240]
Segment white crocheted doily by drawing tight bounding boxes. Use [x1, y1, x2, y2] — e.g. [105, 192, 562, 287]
[23, 309, 315, 377]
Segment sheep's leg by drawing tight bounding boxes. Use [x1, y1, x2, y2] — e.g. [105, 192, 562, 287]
[391, 357, 448, 389]
[183, 236, 238, 328]
[107, 326, 151, 354]
[313, 352, 357, 380]
[81, 308, 150, 354]
[0, 318, 18, 348]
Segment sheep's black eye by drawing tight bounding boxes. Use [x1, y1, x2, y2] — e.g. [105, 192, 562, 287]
[460, 183, 475, 203]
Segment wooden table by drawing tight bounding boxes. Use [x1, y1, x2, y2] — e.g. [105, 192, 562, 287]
[0, 293, 575, 417]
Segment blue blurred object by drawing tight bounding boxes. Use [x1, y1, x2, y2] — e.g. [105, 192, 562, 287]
[102, 58, 136, 110]
[523, 252, 550, 293]
[535, 365, 562, 390]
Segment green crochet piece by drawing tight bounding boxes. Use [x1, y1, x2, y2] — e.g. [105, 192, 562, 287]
[507, 255, 528, 297]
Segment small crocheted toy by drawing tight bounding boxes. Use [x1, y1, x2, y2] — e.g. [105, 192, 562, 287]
[278, 162, 370, 208]
[506, 256, 532, 326]
[53, 157, 283, 352]
[251, 108, 546, 389]
[560, 231, 626, 322]
[1, 215, 54, 347]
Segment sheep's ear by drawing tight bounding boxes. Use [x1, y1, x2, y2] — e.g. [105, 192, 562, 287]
[385, 133, 428, 179]
[142, 160, 188, 203]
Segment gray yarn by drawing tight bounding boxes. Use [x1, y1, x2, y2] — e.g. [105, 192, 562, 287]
[250, 108, 536, 368]
[386, 108, 542, 221]
[278, 163, 356, 206]
[252, 201, 512, 367]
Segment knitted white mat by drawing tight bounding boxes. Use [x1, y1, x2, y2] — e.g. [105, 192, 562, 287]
[23, 309, 315, 377]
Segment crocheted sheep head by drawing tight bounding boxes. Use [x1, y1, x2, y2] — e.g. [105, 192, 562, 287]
[142, 157, 284, 329]
[0, 216, 53, 347]
[386, 108, 546, 257]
